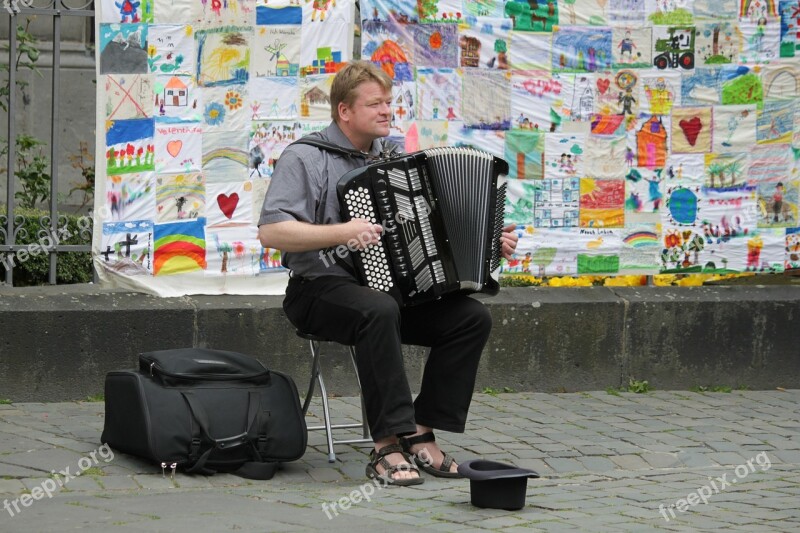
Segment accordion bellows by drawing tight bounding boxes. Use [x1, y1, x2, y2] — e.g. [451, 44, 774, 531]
[337, 147, 508, 307]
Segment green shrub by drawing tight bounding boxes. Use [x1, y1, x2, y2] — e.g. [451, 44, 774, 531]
[0, 207, 92, 286]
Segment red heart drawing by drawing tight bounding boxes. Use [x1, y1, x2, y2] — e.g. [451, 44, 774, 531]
[679, 117, 703, 146]
[596, 78, 610, 94]
[217, 193, 239, 219]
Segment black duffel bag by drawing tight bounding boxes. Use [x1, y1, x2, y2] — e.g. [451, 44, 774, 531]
[101, 348, 307, 480]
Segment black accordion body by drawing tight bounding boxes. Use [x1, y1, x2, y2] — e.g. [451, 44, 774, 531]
[337, 147, 509, 307]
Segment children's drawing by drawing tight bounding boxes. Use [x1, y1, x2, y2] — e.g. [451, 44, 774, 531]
[413, 24, 458, 67]
[700, 186, 759, 245]
[504, 180, 536, 226]
[415, 120, 449, 149]
[713, 104, 757, 152]
[202, 84, 251, 132]
[106, 173, 155, 222]
[203, 130, 250, 181]
[195, 28, 251, 87]
[205, 181, 254, 227]
[761, 63, 800, 98]
[205, 226, 264, 276]
[510, 72, 569, 132]
[458, 17, 511, 69]
[651, 25, 695, 70]
[646, 0, 694, 25]
[579, 178, 626, 228]
[625, 167, 663, 223]
[720, 65, 763, 108]
[253, 26, 302, 77]
[640, 71, 679, 115]
[153, 75, 202, 123]
[552, 26, 613, 73]
[148, 24, 195, 76]
[106, 118, 155, 175]
[389, 81, 417, 137]
[749, 144, 792, 187]
[544, 133, 585, 178]
[361, 20, 414, 81]
[508, 31, 552, 71]
[105, 74, 153, 120]
[608, 0, 646, 23]
[534, 177, 580, 228]
[569, 75, 597, 122]
[694, 21, 740, 67]
[197, 0, 255, 26]
[250, 77, 299, 120]
[299, 74, 334, 121]
[153, 218, 207, 275]
[250, 120, 309, 178]
[757, 179, 798, 227]
[100, 220, 154, 275]
[739, 16, 781, 63]
[418, 0, 465, 23]
[462, 69, 510, 129]
[300, 0, 353, 72]
[612, 69, 640, 117]
[787, 227, 800, 269]
[448, 123, 506, 158]
[155, 173, 205, 222]
[741, 0, 778, 19]
[681, 67, 722, 105]
[575, 228, 624, 274]
[360, 0, 417, 23]
[504, 129, 544, 179]
[779, 0, 800, 57]
[757, 99, 794, 143]
[665, 153, 706, 184]
[99, 23, 149, 74]
[694, 0, 737, 19]
[154, 123, 203, 173]
[501, 226, 578, 276]
[671, 106, 712, 153]
[659, 225, 709, 272]
[416, 67, 462, 120]
[619, 223, 661, 273]
[503, 0, 558, 31]
[256, 0, 303, 25]
[704, 152, 749, 188]
[585, 132, 627, 179]
[100, 0, 153, 24]
[464, 0, 505, 18]
[612, 26, 651, 68]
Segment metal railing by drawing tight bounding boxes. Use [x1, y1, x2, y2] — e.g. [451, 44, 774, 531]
[1, 0, 94, 285]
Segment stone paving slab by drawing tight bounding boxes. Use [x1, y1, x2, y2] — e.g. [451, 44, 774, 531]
[0, 390, 798, 532]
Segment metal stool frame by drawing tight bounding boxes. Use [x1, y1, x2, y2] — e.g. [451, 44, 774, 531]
[298, 331, 371, 462]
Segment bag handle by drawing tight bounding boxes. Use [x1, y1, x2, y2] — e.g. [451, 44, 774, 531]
[182, 391, 277, 479]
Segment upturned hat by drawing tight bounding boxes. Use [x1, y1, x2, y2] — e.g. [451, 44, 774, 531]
[457, 459, 539, 510]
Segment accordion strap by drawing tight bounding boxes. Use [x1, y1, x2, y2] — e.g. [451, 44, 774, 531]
[288, 137, 370, 160]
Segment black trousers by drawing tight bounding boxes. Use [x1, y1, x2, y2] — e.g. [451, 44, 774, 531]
[283, 275, 492, 441]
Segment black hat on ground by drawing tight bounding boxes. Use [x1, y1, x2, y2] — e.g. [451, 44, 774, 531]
[457, 459, 540, 510]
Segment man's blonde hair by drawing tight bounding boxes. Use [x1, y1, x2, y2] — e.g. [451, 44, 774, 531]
[330, 61, 393, 122]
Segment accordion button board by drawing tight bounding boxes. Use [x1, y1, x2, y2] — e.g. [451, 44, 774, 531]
[338, 148, 507, 307]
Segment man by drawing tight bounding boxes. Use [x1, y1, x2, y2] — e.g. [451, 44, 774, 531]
[258, 61, 518, 485]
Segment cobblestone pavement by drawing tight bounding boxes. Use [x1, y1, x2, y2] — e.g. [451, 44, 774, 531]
[1, 390, 798, 532]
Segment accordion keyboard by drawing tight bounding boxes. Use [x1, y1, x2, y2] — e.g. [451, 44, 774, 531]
[342, 186, 394, 293]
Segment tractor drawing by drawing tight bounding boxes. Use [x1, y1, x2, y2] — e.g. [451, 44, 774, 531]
[653, 26, 695, 70]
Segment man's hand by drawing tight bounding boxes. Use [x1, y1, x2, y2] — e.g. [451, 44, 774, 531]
[500, 223, 518, 260]
[340, 218, 383, 250]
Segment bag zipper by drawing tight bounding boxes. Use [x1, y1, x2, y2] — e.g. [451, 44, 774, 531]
[144, 359, 269, 381]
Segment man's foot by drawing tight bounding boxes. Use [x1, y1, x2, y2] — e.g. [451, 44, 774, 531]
[366, 443, 423, 486]
[400, 431, 463, 478]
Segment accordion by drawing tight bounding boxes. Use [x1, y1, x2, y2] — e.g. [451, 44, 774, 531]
[337, 147, 508, 307]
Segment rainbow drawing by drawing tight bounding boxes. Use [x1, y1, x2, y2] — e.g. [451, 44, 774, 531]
[153, 218, 207, 275]
[623, 231, 660, 248]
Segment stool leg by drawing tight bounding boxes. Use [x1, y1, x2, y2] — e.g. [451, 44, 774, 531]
[348, 346, 370, 440]
[301, 340, 321, 415]
[316, 370, 337, 463]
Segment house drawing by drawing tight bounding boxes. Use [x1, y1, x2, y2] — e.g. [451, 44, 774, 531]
[636, 115, 667, 169]
[164, 77, 188, 107]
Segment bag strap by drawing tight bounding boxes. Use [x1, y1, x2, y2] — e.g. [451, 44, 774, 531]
[182, 391, 277, 479]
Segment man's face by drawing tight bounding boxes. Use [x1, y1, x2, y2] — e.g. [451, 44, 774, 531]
[339, 81, 392, 144]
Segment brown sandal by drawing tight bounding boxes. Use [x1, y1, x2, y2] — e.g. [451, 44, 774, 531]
[365, 443, 424, 486]
[400, 433, 463, 479]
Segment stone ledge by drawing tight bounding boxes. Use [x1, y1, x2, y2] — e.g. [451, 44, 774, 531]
[0, 284, 798, 401]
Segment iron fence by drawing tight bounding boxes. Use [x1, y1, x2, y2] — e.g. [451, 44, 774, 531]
[1, 0, 94, 285]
